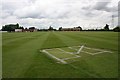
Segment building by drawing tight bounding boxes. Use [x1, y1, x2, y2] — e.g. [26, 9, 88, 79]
[15, 29, 23, 32]
[61, 27, 81, 31]
[29, 27, 37, 32]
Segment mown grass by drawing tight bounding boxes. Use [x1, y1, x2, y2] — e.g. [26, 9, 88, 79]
[2, 31, 118, 78]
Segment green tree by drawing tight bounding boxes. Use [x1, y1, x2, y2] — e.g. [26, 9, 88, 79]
[48, 26, 53, 31]
[113, 26, 120, 32]
[2, 23, 20, 32]
[77, 26, 82, 31]
[104, 24, 109, 31]
[19, 26, 24, 29]
[16, 23, 19, 28]
[59, 27, 62, 31]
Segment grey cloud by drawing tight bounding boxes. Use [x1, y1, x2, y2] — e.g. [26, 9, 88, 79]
[82, 7, 98, 18]
[82, 1, 118, 18]
[85, 12, 96, 17]
[93, 2, 110, 10]
[14, 11, 69, 19]
[13, 5, 70, 19]
[93, 2, 118, 12]
[82, 6, 90, 10]
[114, 14, 118, 17]
[1, 12, 11, 19]
[82, 2, 111, 11]
[28, 0, 37, 3]
[2, 3, 16, 15]
[2, 0, 31, 19]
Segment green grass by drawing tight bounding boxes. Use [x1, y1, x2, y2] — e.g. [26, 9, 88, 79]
[82, 48, 101, 53]
[61, 47, 77, 52]
[2, 31, 118, 78]
[45, 48, 75, 59]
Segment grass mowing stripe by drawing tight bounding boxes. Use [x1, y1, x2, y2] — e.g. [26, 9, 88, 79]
[70, 32, 118, 41]
[54, 32, 81, 47]
[67, 63, 101, 78]
[3, 32, 45, 45]
[3, 32, 49, 78]
[55, 32, 118, 78]
[58, 32, 118, 51]
[3, 32, 45, 52]
[23, 32, 92, 78]
[41, 32, 67, 49]
[3, 32, 32, 40]
[3, 32, 118, 78]
[52, 32, 103, 77]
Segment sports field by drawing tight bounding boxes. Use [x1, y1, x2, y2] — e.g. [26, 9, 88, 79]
[2, 31, 118, 78]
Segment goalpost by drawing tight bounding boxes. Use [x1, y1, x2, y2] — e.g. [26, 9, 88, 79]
[76, 45, 84, 54]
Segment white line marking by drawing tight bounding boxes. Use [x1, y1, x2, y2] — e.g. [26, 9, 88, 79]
[41, 50, 67, 64]
[41, 45, 113, 64]
[57, 48, 74, 55]
[57, 48, 80, 57]
[84, 47, 103, 51]
[81, 51, 94, 55]
[68, 47, 78, 51]
[93, 51, 113, 55]
[81, 50, 112, 55]
[62, 56, 80, 60]
[76, 45, 84, 54]
[84, 46, 112, 53]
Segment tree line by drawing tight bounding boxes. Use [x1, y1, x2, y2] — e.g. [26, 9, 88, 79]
[1, 23, 120, 32]
[80, 24, 120, 32]
[2, 23, 24, 32]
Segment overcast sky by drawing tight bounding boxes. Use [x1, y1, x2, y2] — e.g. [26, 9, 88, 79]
[0, 0, 119, 29]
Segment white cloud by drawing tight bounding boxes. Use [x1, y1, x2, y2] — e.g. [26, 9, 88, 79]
[0, 0, 119, 29]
